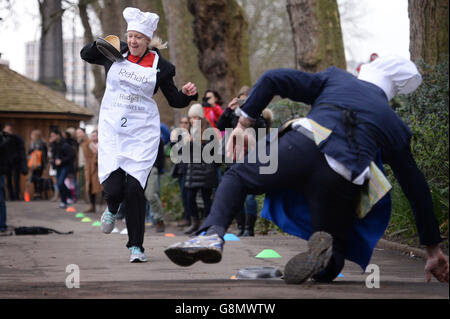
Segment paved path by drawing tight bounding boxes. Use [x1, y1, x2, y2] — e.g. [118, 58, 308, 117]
[0, 200, 448, 299]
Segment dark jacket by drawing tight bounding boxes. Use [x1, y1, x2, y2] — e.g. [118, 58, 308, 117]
[184, 136, 219, 189]
[170, 132, 188, 178]
[154, 137, 165, 174]
[80, 41, 197, 107]
[2, 133, 27, 175]
[51, 139, 75, 172]
[0, 132, 11, 175]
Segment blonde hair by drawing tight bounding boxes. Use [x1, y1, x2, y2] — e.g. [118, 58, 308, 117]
[124, 32, 167, 50]
[149, 35, 168, 50]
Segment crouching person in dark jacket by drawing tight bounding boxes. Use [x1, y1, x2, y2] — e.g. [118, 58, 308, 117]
[183, 104, 221, 234]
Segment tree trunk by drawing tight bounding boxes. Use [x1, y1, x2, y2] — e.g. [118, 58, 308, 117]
[286, 0, 346, 72]
[408, 0, 449, 66]
[90, 0, 126, 36]
[78, 0, 105, 105]
[38, 0, 66, 92]
[187, 0, 251, 104]
[162, 0, 207, 124]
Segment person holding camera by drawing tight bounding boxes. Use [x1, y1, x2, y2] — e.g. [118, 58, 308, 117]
[201, 90, 224, 129]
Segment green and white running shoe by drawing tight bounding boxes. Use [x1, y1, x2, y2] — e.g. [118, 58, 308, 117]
[129, 246, 147, 263]
[100, 209, 116, 234]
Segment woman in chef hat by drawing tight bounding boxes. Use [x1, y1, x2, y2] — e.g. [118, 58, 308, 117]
[81, 7, 198, 263]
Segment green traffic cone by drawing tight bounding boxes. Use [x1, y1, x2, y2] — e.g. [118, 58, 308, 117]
[255, 249, 281, 258]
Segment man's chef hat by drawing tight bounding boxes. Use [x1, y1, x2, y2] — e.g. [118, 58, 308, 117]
[357, 55, 422, 101]
[123, 7, 159, 40]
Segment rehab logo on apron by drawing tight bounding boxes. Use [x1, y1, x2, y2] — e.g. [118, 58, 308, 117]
[98, 51, 161, 189]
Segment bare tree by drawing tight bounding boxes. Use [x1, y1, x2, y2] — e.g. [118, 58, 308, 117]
[162, 0, 207, 124]
[38, 0, 67, 92]
[238, 0, 295, 82]
[409, 0, 449, 65]
[286, 0, 346, 72]
[78, 0, 105, 104]
[337, 0, 371, 69]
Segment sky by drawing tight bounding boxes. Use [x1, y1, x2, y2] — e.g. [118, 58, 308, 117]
[0, 0, 410, 76]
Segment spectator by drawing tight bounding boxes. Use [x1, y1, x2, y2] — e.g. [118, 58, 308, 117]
[77, 128, 102, 213]
[202, 90, 224, 129]
[28, 130, 48, 200]
[160, 122, 171, 145]
[64, 127, 79, 202]
[49, 130, 75, 209]
[144, 137, 166, 232]
[2, 124, 27, 201]
[170, 116, 191, 227]
[89, 129, 99, 153]
[0, 125, 12, 235]
[183, 104, 221, 234]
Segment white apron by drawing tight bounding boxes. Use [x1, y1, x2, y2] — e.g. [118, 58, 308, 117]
[98, 51, 160, 189]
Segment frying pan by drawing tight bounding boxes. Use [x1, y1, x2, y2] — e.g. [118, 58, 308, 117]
[96, 35, 124, 62]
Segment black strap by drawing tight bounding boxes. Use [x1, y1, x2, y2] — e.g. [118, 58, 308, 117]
[48, 228, 74, 235]
[126, 48, 149, 65]
[316, 104, 364, 175]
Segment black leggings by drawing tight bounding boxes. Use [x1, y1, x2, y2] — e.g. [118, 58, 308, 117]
[201, 130, 362, 277]
[186, 187, 212, 220]
[102, 168, 147, 251]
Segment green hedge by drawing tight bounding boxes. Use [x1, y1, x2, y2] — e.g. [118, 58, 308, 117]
[384, 58, 449, 245]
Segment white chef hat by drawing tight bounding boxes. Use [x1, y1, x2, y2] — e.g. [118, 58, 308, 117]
[123, 7, 159, 40]
[357, 55, 422, 101]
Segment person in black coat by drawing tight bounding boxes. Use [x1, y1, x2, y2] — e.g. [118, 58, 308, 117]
[2, 124, 27, 201]
[170, 116, 191, 227]
[182, 104, 220, 234]
[0, 125, 12, 233]
[49, 130, 75, 209]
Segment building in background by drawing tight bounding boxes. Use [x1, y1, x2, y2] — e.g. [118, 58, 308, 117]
[0, 59, 93, 199]
[25, 37, 101, 125]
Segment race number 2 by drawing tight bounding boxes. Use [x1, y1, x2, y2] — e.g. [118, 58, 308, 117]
[121, 117, 128, 127]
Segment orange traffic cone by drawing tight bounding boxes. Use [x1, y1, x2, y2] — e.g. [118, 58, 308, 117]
[66, 207, 76, 213]
[24, 192, 30, 202]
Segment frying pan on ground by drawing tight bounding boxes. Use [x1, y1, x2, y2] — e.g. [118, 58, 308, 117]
[96, 35, 124, 62]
